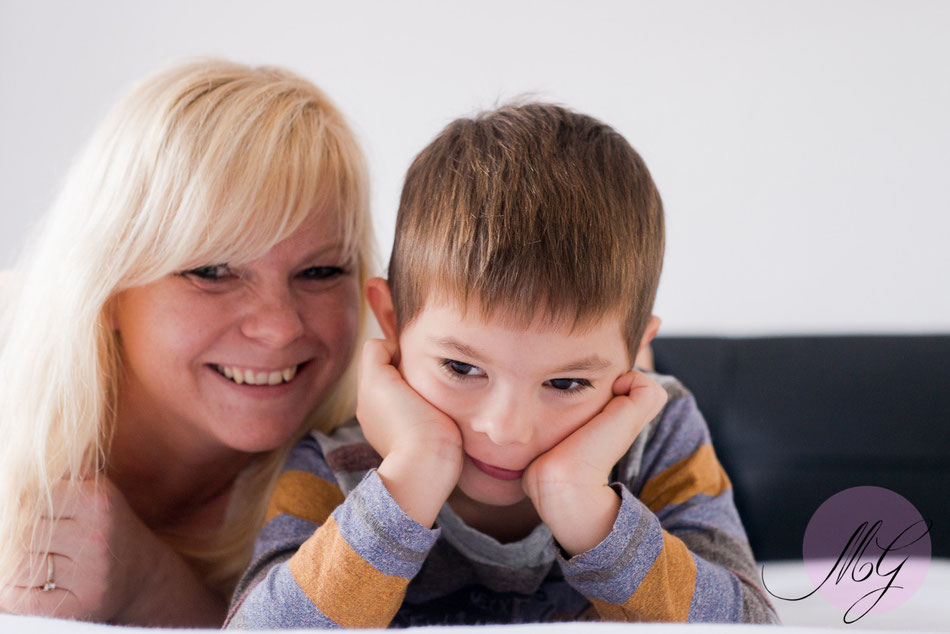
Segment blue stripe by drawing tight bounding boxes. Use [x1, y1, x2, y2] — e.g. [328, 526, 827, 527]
[656, 490, 749, 543]
[282, 434, 337, 483]
[332, 470, 440, 579]
[688, 553, 743, 622]
[632, 395, 711, 494]
[251, 513, 318, 561]
[233, 563, 340, 629]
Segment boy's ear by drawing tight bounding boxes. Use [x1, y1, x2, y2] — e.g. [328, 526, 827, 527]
[365, 277, 399, 342]
[633, 315, 661, 371]
[640, 315, 661, 347]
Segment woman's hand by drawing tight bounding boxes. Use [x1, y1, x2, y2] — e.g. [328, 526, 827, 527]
[0, 477, 225, 625]
[356, 338, 463, 527]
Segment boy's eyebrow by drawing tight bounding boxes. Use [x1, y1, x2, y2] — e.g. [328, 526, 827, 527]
[548, 356, 613, 375]
[430, 336, 488, 363]
[430, 336, 612, 375]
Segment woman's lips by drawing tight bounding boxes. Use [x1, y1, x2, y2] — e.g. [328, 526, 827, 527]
[468, 455, 525, 481]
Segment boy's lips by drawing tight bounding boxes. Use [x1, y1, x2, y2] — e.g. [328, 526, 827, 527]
[467, 455, 525, 481]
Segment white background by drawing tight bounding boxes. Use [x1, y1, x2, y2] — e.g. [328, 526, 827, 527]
[1, 0, 947, 335]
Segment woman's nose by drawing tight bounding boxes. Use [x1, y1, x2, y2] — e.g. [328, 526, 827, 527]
[469, 395, 534, 446]
[240, 289, 305, 348]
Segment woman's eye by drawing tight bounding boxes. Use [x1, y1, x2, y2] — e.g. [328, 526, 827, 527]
[182, 264, 232, 281]
[443, 360, 486, 378]
[300, 266, 345, 280]
[545, 378, 592, 393]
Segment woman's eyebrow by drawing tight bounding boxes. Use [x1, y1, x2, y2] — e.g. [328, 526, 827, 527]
[429, 336, 487, 363]
[299, 242, 348, 261]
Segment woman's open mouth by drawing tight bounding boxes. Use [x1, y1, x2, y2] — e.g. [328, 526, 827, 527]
[468, 455, 525, 481]
[212, 362, 307, 386]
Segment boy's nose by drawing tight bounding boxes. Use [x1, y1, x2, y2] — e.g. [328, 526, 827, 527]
[469, 396, 534, 446]
[240, 289, 305, 348]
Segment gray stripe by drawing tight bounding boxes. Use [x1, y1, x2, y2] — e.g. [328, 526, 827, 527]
[677, 527, 758, 581]
[564, 505, 655, 584]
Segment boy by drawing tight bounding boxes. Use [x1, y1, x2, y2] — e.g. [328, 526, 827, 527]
[227, 104, 778, 627]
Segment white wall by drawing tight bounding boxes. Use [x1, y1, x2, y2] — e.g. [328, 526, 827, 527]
[1, 0, 947, 335]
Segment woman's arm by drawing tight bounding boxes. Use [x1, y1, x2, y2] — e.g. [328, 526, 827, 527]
[1, 477, 225, 626]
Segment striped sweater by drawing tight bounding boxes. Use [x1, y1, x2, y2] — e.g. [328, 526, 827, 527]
[226, 373, 778, 628]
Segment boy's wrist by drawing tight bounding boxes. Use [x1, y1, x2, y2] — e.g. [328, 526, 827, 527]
[543, 485, 621, 558]
[377, 448, 461, 528]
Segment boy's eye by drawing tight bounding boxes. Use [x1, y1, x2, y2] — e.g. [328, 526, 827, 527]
[442, 360, 486, 378]
[545, 378, 592, 393]
[182, 264, 233, 281]
[300, 266, 345, 280]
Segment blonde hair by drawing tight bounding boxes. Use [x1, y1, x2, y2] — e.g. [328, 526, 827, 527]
[390, 102, 664, 361]
[0, 59, 374, 600]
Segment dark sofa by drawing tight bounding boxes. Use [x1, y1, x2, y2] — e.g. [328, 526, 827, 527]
[651, 335, 950, 561]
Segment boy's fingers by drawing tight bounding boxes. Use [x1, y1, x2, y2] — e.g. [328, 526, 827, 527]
[564, 376, 668, 471]
[360, 338, 398, 367]
[358, 339, 403, 382]
[612, 370, 637, 396]
[612, 370, 668, 415]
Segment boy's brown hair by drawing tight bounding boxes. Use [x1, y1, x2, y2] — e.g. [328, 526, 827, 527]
[389, 102, 664, 362]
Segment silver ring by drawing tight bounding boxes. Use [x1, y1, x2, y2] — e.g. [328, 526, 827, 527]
[42, 553, 56, 592]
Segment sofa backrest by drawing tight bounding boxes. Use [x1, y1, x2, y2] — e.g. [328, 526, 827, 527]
[652, 335, 950, 561]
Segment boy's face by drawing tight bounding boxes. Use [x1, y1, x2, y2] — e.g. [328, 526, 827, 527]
[394, 297, 631, 508]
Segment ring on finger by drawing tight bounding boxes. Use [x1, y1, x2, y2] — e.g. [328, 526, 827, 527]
[42, 553, 56, 592]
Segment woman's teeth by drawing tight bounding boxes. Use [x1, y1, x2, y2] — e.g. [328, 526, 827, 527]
[216, 364, 298, 385]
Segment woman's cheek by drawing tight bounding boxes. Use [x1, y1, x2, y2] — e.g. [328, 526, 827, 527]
[314, 283, 360, 351]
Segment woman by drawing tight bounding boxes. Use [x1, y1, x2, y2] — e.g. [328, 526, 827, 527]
[0, 59, 374, 626]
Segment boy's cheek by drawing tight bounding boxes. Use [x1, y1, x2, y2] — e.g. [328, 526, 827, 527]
[550, 394, 612, 443]
[397, 361, 461, 419]
[553, 386, 618, 437]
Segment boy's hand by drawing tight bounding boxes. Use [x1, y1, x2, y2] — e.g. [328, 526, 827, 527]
[356, 338, 463, 528]
[522, 370, 668, 556]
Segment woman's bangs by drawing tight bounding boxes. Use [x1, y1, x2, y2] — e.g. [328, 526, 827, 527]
[187, 112, 362, 269]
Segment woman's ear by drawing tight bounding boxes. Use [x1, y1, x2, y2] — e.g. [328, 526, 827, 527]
[365, 277, 399, 342]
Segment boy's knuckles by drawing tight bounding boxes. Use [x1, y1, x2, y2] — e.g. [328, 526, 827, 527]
[601, 393, 642, 423]
[526, 457, 585, 490]
[410, 432, 462, 463]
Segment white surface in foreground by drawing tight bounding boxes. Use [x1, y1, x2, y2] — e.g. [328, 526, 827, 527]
[2, 559, 947, 633]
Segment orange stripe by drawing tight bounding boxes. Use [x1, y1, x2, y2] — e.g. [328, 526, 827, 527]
[265, 470, 345, 524]
[288, 515, 409, 628]
[639, 444, 732, 514]
[591, 529, 697, 621]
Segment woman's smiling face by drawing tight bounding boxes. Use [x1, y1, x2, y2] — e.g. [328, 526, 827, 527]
[396, 299, 630, 507]
[113, 210, 360, 458]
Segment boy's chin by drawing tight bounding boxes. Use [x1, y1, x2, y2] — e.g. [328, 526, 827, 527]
[454, 469, 529, 508]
